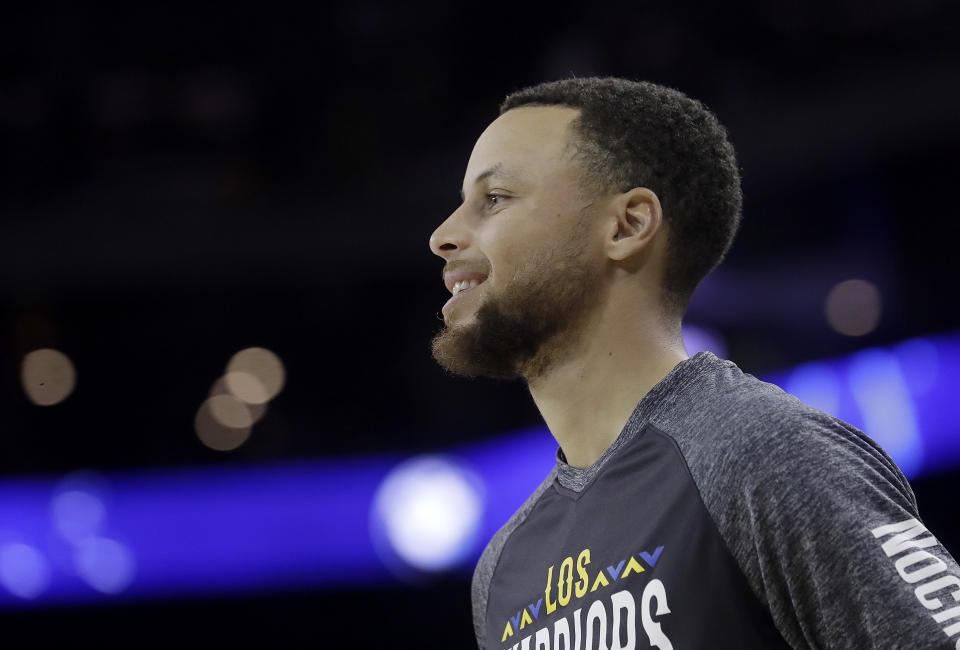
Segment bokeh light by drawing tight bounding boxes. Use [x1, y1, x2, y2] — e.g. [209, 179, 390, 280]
[225, 347, 285, 405]
[72, 536, 136, 594]
[371, 456, 484, 574]
[195, 396, 253, 451]
[207, 394, 254, 429]
[825, 279, 882, 336]
[51, 489, 107, 545]
[0, 542, 51, 600]
[224, 370, 269, 405]
[193, 347, 284, 452]
[20, 348, 76, 406]
[210, 376, 267, 423]
[848, 348, 922, 477]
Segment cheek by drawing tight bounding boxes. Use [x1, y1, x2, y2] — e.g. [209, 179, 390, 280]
[479, 201, 575, 282]
[477, 219, 525, 278]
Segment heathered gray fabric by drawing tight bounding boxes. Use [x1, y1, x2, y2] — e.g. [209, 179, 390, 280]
[471, 351, 960, 649]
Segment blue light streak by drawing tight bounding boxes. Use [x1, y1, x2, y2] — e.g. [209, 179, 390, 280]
[0, 458, 400, 607]
[1, 332, 959, 607]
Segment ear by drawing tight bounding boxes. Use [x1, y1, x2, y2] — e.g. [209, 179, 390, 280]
[605, 187, 663, 262]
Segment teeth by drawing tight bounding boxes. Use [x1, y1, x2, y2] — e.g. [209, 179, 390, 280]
[452, 279, 481, 296]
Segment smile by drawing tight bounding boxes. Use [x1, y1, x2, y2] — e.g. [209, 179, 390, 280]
[451, 279, 483, 296]
[442, 277, 487, 316]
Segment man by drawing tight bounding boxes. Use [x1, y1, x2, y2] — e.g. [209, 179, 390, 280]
[428, 77, 960, 649]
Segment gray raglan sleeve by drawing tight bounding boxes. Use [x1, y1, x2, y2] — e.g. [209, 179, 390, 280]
[695, 408, 960, 648]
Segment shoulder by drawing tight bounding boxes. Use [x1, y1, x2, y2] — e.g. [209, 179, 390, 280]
[653, 356, 917, 517]
[664, 354, 828, 441]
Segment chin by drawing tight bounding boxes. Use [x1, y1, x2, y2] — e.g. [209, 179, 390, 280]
[430, 319, 522, 380]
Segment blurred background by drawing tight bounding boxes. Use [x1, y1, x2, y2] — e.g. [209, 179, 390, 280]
[2, 1, 959, 646]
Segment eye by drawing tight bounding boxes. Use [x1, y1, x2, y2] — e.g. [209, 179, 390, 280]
[484, 193, 507, 208]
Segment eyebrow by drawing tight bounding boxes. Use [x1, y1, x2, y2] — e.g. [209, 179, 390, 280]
[460, 163, 518, 201]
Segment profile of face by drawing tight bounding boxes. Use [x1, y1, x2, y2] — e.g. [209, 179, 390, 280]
[428, 106, 607, 381]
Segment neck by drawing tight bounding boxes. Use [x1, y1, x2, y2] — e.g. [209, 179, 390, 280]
[525, 301, 688, 469]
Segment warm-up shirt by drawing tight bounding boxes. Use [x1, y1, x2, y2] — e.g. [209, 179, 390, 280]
[471, 351, 960, 649]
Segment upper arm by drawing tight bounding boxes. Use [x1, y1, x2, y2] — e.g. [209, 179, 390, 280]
[729, 416, 960, 648]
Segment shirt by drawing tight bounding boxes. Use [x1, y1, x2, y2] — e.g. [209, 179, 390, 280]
[471, 351, 960, 649]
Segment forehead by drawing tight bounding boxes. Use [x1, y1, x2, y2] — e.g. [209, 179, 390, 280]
[463, 105, 581, 190]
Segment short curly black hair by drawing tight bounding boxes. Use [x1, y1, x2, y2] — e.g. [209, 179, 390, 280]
[500, 77, 742, 315]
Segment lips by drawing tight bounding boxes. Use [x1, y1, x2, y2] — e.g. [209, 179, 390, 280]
[443, 270, 489, 294]
[442, 275, 487, 316]
[450, 277, 485, 297]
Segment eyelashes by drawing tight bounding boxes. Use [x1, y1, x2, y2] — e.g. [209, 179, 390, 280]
[484, 193, 508, 209]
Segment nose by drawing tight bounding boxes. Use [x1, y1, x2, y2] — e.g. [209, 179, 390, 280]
[429, 206, 471, 259]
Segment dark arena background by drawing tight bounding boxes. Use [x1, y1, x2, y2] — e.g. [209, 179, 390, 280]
[2, 2, 959, 646]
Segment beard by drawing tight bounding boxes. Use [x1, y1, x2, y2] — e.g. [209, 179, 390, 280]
[430, 222, 603, 381]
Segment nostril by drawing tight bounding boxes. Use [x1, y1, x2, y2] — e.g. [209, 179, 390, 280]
[439, 243, 457, 251]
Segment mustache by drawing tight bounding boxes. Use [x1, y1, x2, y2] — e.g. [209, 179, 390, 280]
[440, 259, 492, 282]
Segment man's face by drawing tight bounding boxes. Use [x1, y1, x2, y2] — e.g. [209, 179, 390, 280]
[428, 106, 607, 380]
